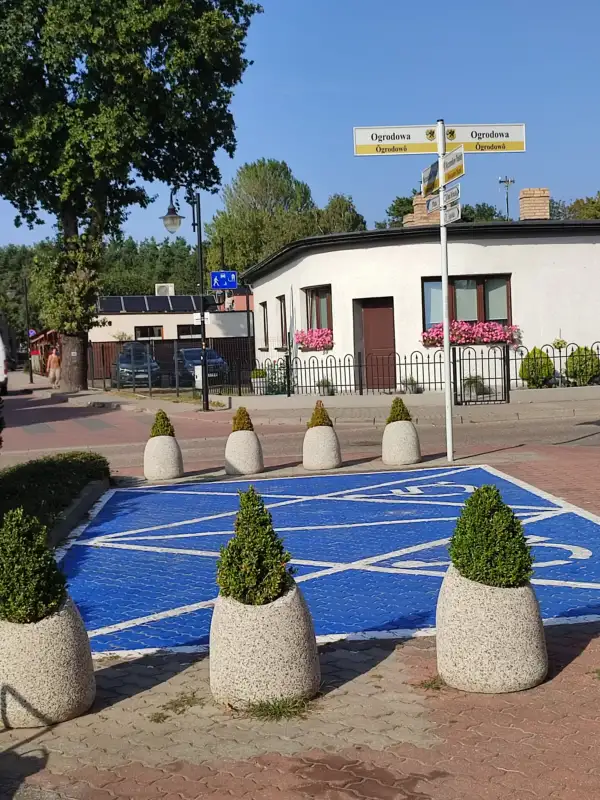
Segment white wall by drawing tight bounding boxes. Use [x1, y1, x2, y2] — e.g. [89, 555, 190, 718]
[250, 235, 600, 362]
[88, 311, 250, 343]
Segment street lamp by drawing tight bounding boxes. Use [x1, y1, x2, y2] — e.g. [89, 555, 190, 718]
[161, 190, 209, 412]
[160, 191, 185, 234]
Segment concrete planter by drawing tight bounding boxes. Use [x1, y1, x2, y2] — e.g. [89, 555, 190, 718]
[436, 565, 548, 693]
[143, 435, 183, 481]
[0, 596, 96, 728]
[210, 583, 321, 707]
[302, 426, 341, 471]
[381, 420, 421, 466]
[225, 430, 264, 476]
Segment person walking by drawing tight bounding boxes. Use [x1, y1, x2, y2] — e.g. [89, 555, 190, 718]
[47, 347, 61, 389]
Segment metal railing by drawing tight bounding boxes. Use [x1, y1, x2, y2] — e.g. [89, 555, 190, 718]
[88, 340, 600, 404]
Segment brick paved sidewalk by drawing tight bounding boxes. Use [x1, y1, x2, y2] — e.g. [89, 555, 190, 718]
[2, 624, 600, 800]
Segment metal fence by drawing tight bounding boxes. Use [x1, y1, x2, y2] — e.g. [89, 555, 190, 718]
[88, 340, 600, 405]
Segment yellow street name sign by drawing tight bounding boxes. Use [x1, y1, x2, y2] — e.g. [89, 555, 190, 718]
[354, 123, 526, 156]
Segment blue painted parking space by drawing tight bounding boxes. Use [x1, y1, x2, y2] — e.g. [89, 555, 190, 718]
[59, 465, 600, 654]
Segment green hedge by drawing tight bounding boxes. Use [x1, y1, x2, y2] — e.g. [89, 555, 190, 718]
[0, 452, 110, 530]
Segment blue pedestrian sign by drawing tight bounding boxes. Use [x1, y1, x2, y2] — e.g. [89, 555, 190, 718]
[210, 270, 238, 290]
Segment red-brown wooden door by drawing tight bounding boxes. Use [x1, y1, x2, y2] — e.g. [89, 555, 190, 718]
[362, 298, 396, 390]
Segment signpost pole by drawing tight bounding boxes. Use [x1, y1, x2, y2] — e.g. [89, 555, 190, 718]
[437, 119, 454, 463]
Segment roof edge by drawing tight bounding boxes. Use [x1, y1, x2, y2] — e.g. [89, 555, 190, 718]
[243, 220, 600, 283]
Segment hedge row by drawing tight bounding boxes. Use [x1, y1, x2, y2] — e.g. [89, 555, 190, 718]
[0, 451, 110, 529]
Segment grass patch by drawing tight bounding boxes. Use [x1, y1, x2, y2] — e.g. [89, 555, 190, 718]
[148, 711, 170, 724]
[0, 452, 110, 530]
[243, 696, 310, 721]
[162, 691, 204, 715]
[417, 675, 446, 691]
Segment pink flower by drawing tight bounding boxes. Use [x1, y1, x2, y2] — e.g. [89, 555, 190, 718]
[422, 322, 521, 348]
[295, 328, 334, 350]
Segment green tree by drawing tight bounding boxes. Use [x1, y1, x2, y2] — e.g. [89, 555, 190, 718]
[316, 194, 366, 234]
[205, 159, 317, 271]
[462, 203, 503, 223]
[550, 198, 572, 220]
[0, 0, 261, 390]
[567, 192, 600, 219]
[375, 192, 418, 229]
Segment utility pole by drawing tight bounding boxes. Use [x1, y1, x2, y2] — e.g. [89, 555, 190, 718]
[191, 193, 209, 412]
[23, 275, 33, 384]
[499, 176, 515, 220]
[437, 119, 454, 463]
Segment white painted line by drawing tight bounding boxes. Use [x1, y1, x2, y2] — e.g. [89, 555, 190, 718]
[99, 515, 461, 544]
[531, 578, 600, 590]
[55, 488, 116, 563]
[88, 599, 215, 638]
[98, 466, 477, 542]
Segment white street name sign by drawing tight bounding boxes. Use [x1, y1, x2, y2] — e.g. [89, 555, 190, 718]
[446, 204, 462, 224]
[353, 123, 525, 156]
[422, 146, 465, 196]
[427, 184, 460, 214]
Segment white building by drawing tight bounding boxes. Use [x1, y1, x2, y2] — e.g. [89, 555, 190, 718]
[244, 190, 600, 393]
[88, 296, 252, 343]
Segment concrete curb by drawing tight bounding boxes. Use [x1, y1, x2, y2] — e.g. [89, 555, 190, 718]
[47, 477, 110, 549]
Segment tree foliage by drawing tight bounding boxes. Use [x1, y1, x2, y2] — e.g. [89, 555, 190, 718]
[205, 160, 367, 270]
[375, 192, 418, 229]
[461, 203, 504, 223]
[567, 192, 600, 220]
[0, 0, 261, 238]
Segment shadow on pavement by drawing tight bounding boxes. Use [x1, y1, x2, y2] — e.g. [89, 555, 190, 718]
[545, 620, 600, 679]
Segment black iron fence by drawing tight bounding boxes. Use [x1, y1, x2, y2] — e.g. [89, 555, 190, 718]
[88, 340, 600, 405]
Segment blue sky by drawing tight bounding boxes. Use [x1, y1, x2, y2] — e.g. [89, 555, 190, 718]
[1, 0, 598, 247]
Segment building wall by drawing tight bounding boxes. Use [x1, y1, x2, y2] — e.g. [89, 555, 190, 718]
[89, 310, 251, 343]
[250, 234, 600, 360]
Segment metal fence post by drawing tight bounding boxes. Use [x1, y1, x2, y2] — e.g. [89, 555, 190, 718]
[174, 339, 179, 398]
[503, 344, 511, 404]
[285, 354, 292, 397]
[236, 361, 242, 396]
[357, 352, 364, 396]
[451, 347, 459, 405]
[147, 342, 152, 398]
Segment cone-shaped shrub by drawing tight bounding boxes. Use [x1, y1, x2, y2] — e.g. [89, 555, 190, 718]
[449, 485, 533, 588]
[217, 486, 294, 605]
[150, 409, 175, 438]
[0, 508, 66, 623]
[518, 347, 554, 388]
[307, 400, 333, 429]
[232, 407, 254, 432]
[387, 397, 412, 424]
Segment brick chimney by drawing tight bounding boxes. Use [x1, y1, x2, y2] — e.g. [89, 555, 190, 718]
[519, 188, 550, 220]
[403, 194, 439, 227]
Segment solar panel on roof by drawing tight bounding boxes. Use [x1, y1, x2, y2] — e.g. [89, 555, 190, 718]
[146, 295, 171, 312]
[195, 295, 218, 312]
[98, 296, 123, 313]
[169, 295, 194, 312]
[122, 296, 147, 312]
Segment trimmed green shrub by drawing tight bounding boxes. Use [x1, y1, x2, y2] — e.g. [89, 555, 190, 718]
[251, 368, 266, 379]
[518, 347, 554, 388]
[316, 378, 335, 396]
[565, 346, 600, 386]
[216, 486, 294, 605]
[150, 409, 175, 438]
[387, 397, 412, 424]
[449, 485, 533, 588]
[0, 452, 109, 530]
[232, 407, 254, 432]
[307, 400, 333, 429]
[0, 508, 67, 623]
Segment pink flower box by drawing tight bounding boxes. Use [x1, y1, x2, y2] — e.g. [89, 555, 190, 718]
[422, 321, 521, 348]
[294, 328, 334, 351]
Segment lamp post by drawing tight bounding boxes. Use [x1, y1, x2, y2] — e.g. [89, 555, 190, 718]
[161, 191, 209, 411]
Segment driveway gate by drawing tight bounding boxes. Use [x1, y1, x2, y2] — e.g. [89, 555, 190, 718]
[452, 345, 510, 405]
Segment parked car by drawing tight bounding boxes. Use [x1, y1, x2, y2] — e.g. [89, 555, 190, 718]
[111, 346, 161, 388]
[175, 347, 228, 387]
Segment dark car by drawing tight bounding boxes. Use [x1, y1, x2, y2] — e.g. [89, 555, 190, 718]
[175, 347, 228, 386]
[111, 345, 161, 388]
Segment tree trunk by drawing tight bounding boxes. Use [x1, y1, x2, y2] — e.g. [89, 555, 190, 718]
[59, 333, 88, 393]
